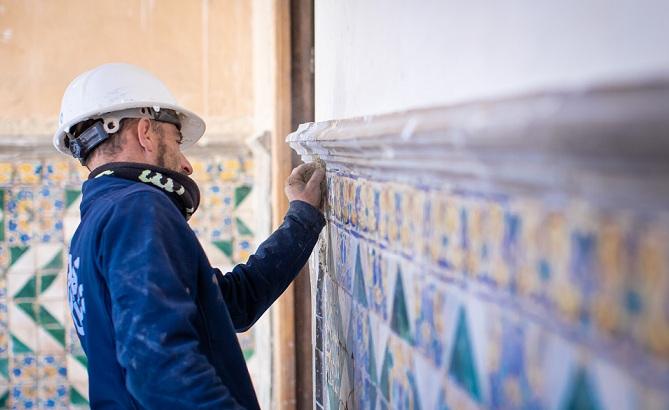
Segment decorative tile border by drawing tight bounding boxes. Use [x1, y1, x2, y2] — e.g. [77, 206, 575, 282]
[290, 82, 669, 409]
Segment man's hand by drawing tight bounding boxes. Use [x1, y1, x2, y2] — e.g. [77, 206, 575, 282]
[285, 162, 325, 210]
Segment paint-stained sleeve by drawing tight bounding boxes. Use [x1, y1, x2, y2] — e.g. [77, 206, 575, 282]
[101, 190, 246, 409]
[216, 200, 326, 331]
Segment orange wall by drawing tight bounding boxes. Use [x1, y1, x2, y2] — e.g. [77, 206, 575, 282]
[0, 0, 253, 138]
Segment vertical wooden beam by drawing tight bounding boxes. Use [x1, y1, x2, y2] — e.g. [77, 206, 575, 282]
[271, 1, 296, 409]
[290, 0, 314, 130]
[289, 1, 315, 409]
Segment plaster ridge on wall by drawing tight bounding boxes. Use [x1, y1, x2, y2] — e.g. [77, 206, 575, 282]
[289, 79, 669, 160]
[288, 82, 669, 213]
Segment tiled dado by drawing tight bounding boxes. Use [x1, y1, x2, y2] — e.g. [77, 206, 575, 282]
[318, 180, 668, 410]
[289, 83, 669, 409]
[0, 150, 263, 409]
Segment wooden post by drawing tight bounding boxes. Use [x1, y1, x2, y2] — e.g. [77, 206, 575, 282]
[289, 1, 315, 409]
[271, 1, 296, 409]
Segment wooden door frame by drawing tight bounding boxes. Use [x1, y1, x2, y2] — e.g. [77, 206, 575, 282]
[271, 0, 315, 409]
[290, 1, 315, 409]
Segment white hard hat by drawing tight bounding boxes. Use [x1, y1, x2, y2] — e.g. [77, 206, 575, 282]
[53, 63, 206, 156]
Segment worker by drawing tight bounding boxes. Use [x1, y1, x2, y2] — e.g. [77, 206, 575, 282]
[53, 63, 325, 409]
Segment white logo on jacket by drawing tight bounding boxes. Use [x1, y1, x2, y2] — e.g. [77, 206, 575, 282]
[67, 254, 86, 336]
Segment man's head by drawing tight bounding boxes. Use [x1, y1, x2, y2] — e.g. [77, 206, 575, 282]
[68, 114, 193, 175]
[53, 63, 205, 173]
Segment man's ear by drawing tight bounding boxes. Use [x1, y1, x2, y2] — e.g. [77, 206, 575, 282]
[136, 118, 155, 152]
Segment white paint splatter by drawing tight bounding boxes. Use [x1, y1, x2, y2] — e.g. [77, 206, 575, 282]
[1, 28, 13, 43]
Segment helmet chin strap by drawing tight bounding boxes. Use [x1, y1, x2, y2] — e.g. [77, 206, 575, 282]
[67, 122, 110, 165]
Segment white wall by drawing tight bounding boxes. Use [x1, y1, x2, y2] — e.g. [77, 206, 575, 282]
[315, 0, 669, 121]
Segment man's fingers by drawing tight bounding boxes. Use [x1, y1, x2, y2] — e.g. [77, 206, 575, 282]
[305, 169, 325, 191]
[286, 163, 318, 187]
[290, 163, 312, 180]
[285, 173, 303, 187]
[286, 164, 308, 186]
[284, 162, 326, 207]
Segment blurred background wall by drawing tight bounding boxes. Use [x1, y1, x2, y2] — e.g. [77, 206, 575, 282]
[0, 0, 254, 141]
[0, 1, 277, 408]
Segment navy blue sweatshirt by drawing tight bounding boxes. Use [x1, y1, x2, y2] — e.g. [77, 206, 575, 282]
[67, 174, 325, 409]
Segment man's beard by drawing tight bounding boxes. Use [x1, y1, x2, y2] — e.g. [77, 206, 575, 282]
[155, 139, 174, 171]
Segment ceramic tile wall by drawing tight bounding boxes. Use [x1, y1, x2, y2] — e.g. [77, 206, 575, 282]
[0, 153, 264, 409]
[311, 173, 669, 410]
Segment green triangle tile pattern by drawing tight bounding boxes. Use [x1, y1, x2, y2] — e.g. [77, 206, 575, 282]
[0, 357, 8, 378]
[43, 251, 63, 270]
[448, 308, 481, 402]
[75, 354, 88, 368]
[390, 268, 412, 342]
[243, 348, 255, 361]
[234, 185, 252, 208]
[14, 277, 37, 299]
[40, 273, 58, 293]
[380, 344, 393, 400]
[37, 305, 59, 326]
[562, 368, 602, 410]
[38, 307, 66, 345]
[368, 318, 377, 383]
[11, 335, 33, 354]
[0, 391, 7, 408]
[354, 246, 368, 307]
[236, 217, 253, 236]
[70, 386, 89, 406]
[65, 189, 81, 209]
[17, 302, 38, 321]
[9, 246, 28, 266]
[15, 302, 67, 347]
[214, 240, 234, 258]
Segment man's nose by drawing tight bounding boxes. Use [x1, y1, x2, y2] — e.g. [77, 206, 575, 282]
[180, 153, 193, 175]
